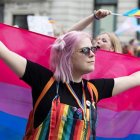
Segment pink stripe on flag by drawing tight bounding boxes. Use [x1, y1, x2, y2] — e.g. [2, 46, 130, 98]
[0, 23, 55, 87]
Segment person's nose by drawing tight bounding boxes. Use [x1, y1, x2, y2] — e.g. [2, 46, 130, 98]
[97, 40, 101, 45]
[95, 40, 102, 49]
[89, 49, 95, 57]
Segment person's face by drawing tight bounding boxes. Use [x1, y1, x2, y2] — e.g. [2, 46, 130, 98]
[71, 37, 96, 75]
[95, 34, 114, 52]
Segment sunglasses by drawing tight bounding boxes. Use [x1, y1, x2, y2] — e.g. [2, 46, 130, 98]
[79, 46, 98, 56]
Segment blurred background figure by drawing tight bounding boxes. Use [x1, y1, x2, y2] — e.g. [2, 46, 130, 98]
[95, 32, 122, 53]
[122, 42, 130, 55]
[136, 45, 140, 57]
[128, 38, 140, 56]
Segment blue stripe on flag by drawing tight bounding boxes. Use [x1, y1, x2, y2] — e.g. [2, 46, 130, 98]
[123, 8, 139, 16]
[0, 111, 27, 140]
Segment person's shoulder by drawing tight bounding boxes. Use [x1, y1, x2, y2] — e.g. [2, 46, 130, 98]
[88, 78, 114, 88]
[88, 78, 106, 84]
[89, 78, 114, 82]
[88, 78, 114, 100]
[27, 59, 52, 72]
[24, 59, 53, 79]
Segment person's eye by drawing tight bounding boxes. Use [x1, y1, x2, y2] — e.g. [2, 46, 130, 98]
[82, 48, 88, 53]
[102, 38, 107, 42]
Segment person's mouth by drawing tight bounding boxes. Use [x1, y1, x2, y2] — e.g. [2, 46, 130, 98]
[88, 61, 95, 63]
[96, 45, 100, 49]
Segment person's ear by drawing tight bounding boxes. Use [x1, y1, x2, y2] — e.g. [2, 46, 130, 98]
[110, 47, 115, 52]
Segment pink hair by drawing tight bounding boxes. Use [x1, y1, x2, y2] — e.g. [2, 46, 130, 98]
[50, 31, 91, 83]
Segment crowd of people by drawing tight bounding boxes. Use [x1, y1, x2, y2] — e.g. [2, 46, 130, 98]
[122, 38, 140, 57]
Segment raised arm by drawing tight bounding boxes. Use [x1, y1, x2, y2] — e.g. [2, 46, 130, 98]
[0, 41, 27, 78]
[67, 9, 111, 32]
[112, 71, 140, 96]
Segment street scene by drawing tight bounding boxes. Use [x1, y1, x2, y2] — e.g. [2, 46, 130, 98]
[0, 0, 140, 140]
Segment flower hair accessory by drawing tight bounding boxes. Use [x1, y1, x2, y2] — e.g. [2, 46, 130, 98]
[53, 35, 66, 51]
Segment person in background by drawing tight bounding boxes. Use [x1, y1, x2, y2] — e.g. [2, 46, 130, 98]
[0, 30, 140, 140]
[136, 46, 140, 57]
[128, 38, 139, 56]
[122, 42, 130, 55]
[67, 9, 122, 53]
[94, 32, 122, 53]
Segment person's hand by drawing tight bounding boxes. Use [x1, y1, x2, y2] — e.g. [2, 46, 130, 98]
[94, 9, 111, 20]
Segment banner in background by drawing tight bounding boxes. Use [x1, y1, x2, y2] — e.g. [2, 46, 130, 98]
[27, 16, 54, 36]
[115, 17, 140, 35]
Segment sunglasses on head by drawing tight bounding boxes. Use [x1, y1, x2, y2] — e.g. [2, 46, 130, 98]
[79, 46, 98, 56]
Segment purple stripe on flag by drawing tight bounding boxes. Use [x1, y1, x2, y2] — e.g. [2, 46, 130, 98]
[96, 107, 140, 138]
[0, 82, 32, 118]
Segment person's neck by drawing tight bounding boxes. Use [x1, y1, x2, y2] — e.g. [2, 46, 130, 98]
[72, 73, 82, 83]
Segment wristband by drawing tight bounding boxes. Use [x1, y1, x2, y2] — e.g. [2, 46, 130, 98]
[94, 13, 100, 20]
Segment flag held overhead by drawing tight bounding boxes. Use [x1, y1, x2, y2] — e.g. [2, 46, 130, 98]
[111, 8, 140, 18]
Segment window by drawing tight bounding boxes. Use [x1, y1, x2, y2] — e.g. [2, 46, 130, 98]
[137, 0, 140, 39]
[13, 14, 33, 30]
[0, 4, 4, 23]
[93, 0, 117, 37]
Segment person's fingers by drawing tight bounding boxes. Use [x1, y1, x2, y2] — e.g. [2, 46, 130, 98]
[94, 9, 111, 19]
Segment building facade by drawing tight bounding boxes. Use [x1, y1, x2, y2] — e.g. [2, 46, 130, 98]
[0, 0, 140, 41]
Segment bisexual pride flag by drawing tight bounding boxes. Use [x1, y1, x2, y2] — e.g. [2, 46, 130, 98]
[0, 23, 55, 140]
[0, 23, 140, 140]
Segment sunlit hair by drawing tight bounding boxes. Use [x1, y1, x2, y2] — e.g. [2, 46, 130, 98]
[99, 32, 122, 53]
[50, 31, 91, 83]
